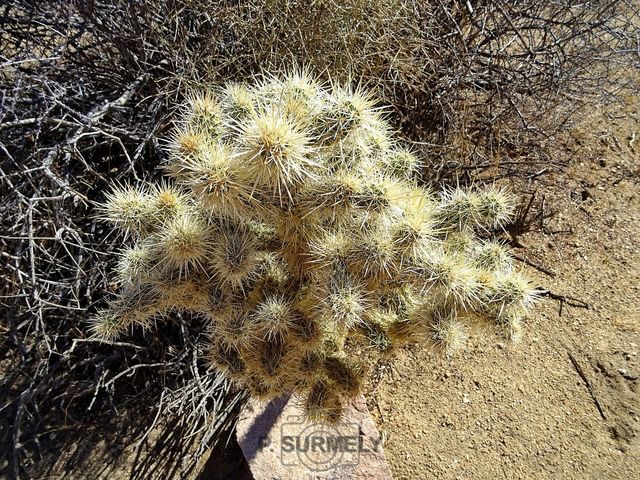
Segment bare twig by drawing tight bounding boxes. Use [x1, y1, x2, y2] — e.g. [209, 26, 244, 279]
[513, 255, 557, 278]
[538, 289, 590, 316]
[566, 351, 607, 421]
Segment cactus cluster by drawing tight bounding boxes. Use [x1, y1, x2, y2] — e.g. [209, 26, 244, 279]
[93, 71, 538, 423]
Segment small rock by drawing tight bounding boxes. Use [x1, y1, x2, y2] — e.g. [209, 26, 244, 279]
[619, 368, 639, 381]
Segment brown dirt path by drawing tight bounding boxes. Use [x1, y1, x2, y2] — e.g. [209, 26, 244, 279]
[368, 91, 640, 479]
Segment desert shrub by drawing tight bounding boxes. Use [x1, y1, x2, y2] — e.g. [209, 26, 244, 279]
[95, 73, 538, 422]
[72, 0, 639, 173]
[0, 4, 238, 476]
[1, 0, 637, 476]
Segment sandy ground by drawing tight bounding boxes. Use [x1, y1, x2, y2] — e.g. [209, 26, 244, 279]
[368, 91, 640, 480]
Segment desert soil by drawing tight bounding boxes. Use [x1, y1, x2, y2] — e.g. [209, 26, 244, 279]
[368, 90, 640, 479]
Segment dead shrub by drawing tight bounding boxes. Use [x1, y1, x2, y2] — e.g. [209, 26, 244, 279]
[1, 0, 638, 477]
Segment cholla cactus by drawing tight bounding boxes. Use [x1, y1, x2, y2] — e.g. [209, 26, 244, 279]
[93, 71, 538, 423]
